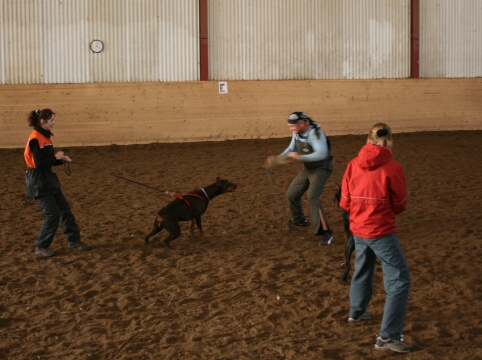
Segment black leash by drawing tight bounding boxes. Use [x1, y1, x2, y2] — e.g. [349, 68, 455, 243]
[64, 161, 173, 195]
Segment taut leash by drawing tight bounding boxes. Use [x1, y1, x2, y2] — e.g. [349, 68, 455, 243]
[65, 161, 173, 195]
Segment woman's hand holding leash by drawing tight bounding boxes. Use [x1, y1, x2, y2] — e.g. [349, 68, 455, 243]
[55, 151, 71, 163]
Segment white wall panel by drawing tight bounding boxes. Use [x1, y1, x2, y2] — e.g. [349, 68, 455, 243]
[420, 0, 482, 78]
[208, 0, 410, 80]
[0, 0, 199, 84]
[158, 0, 199, 81]
[2, 0, 44, 84]
[2, 0, 481, 83]
[0, 3, 2, 83]
[44, 0, 87, 84]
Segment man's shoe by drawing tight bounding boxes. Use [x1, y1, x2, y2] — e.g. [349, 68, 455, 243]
[348, 311, 372, 323]
[375, 335, 413, 353]
[35, 247, 57, 257]
[68, 241, 92, 251]
[288, 219, 309, 227]
[318, 231, 334, 246]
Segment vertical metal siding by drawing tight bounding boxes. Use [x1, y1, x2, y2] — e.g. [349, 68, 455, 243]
[88, 0, 124, 83]
[0, 0, 199, 84]
[158, 0, 199, 81]
[420, 0, 482, 78]
[2, 0, 481, 83]
[0, 3, 2, 83]
[44, 0, 87, 84]
[208, 0, 410, 80]
[2, 0, 44, 84]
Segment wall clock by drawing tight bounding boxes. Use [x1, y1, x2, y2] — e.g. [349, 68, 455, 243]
[90, 40, 104, 53]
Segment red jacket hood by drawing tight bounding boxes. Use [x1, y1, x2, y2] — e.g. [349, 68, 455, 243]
[357, 143, 393, 171]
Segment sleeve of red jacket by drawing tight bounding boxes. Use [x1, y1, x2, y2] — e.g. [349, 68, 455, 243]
[390, 165, 407, 215]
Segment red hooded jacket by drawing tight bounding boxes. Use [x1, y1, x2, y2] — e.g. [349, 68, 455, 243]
[339, 143, 406, 239]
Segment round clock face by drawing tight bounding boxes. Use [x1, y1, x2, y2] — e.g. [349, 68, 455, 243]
[90, 40, 104, 53]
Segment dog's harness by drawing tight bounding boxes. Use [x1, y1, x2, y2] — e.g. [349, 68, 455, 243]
[173, 188, 209, 212]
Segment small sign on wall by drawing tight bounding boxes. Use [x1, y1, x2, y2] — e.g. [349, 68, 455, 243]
[219, 81, 228, 94]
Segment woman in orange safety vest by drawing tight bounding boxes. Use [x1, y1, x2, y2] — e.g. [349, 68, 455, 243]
[24, 109, 91, 257]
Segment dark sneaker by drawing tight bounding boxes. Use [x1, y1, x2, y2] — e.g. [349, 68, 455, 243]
[318, 231, 334, 246]
[68, 241, 92, 251]
[348, 311, 372, 323]
[35, 247, 57, 257]
[375, 335, 413, 353]
[288, 219, 309, 227]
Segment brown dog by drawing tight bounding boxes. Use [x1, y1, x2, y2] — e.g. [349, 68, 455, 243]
[145, 178, 237, 248]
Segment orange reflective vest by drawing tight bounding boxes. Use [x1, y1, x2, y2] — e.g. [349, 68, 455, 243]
[24, 130, 53, 168]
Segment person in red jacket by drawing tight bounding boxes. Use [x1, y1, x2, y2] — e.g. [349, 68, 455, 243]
[339, 123, 412, 353]
[24, 109, 91, 257]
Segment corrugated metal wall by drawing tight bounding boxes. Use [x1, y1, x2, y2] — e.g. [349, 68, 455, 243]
[420, 0, 482, 78]
[1, 0, 481, 84]
[0, 0, 199, 84]
[208, 0, 410, 80]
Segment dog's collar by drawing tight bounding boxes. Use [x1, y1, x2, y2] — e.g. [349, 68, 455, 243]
[201, 188, 210, 202]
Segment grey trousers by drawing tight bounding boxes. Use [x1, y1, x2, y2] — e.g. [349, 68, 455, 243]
[34, 192, 80, 248]
[286, 165, 333, 235]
